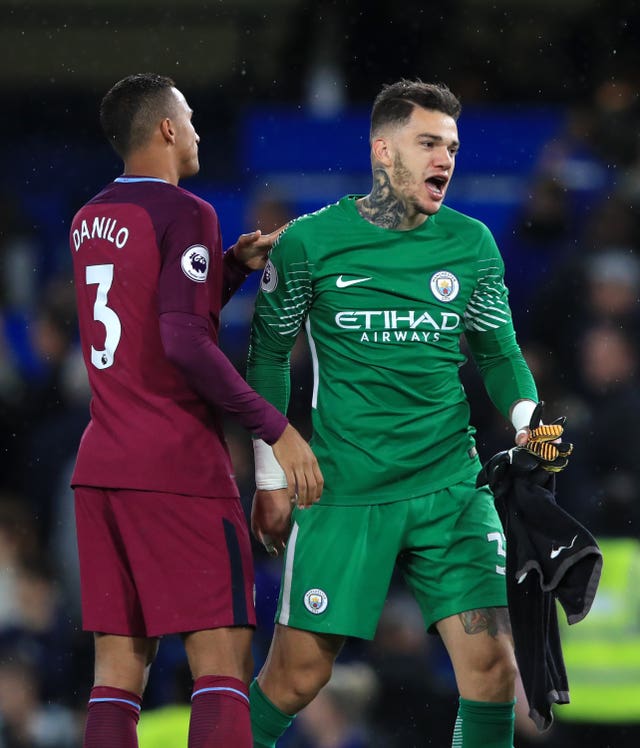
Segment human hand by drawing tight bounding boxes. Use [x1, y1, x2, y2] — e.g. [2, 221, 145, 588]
[271, 424, 324, 507]
[517, 401, 573, 472]
[251, 489, 293, 557]
[230, 223, 289, 270]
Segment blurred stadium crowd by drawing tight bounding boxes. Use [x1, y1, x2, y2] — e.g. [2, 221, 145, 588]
[2, 0, 640, 745]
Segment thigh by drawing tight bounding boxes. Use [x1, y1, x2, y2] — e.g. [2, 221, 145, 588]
[436, 609, 515, 699]
[183, 627, 254, 683]
[76, 487, 255, 637]
[262, 624, 345, 676]
[117, 491, 256, 636]
[402, 478, 508, 631]
[276, 503, 406, 639]
[75, 487, 146, 636]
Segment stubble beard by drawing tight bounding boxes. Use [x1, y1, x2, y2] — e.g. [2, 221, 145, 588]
[392, 153, 436, 217]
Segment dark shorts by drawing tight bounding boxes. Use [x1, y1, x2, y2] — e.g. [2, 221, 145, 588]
[75, 487, 256, 637]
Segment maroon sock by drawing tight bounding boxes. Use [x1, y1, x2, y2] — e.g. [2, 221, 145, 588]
[189, 675, 251, 748]
[83, 686, 141, 748]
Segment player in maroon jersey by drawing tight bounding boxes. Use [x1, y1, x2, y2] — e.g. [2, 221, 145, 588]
[69, 73, 323, 748]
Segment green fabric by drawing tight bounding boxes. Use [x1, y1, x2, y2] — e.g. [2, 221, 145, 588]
[247, 196, 535, 505]
[465, 326, 537, 418]
[452, 698, 515, 748]
[276, 479, 507, 637]
[250, 679, 295, 748]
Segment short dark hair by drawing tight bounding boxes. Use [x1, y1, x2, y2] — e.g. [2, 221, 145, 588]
[99, 73, 176, 158]
[370, 79, 461, 140]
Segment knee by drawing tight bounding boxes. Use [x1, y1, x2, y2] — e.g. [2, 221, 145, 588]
[472, 649, 518, 700]
[289, 661, 333, 704]
[260, 628, 344, 713]
[265, 658, 333, 713]
[487, 652, 518, 690]
[93, 637, 159, 697]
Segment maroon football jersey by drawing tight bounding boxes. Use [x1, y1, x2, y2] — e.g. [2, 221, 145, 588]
[70, 177, 271, 497]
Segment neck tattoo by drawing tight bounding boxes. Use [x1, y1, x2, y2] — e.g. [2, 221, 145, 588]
[357, 168, 407, 229]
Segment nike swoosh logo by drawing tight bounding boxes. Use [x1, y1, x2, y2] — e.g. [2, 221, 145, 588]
[550, 534, 578, 559]
[336, 275, 372, 288]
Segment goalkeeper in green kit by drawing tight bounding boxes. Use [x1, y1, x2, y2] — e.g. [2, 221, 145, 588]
[246, 79, 569, 748]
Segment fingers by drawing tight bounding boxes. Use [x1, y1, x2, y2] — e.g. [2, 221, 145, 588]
[236, 230, 261, 246]
[271, 425, 324, 507]
[293, 471, 312, 508]
[259, 531, 275, 556]
[312, 462, 324, 497]
[527, 440, 573, 461]
[263, 221, 290, 243]
[530, 423, 564, 442]
[242, 225, 285, 250]
[290, 461, 324, 508]
[520, 438, 574, 473]
[282, 469, 315, 508]
[251, 489, 293, 556]
[260, 533, 284, 558]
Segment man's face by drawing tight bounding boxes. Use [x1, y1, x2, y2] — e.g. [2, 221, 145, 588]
[170, 87, 200, 178]
[382, 107, 459, 216]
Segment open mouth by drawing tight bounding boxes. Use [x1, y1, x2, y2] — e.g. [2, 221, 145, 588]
[425, 176, 447, 198]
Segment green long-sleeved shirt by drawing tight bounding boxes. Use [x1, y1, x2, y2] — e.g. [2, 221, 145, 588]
[247, 196, 537, 505]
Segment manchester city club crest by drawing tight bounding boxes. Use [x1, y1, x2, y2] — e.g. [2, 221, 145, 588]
[430, 270, 459, 302]
[304, 588, 328, 615]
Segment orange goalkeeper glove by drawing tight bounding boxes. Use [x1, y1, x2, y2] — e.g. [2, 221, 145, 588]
[522, 401, 573, 472]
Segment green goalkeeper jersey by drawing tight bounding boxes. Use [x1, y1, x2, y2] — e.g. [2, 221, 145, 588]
[247, 195, 537, 505]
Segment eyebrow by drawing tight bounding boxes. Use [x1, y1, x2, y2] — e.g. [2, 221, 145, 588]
[417, 132, 460, 148]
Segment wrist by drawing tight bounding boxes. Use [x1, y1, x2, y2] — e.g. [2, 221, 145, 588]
[225, 246, 251, 273]
[510, 399, 537, 434]
[253, 439, 288, 490]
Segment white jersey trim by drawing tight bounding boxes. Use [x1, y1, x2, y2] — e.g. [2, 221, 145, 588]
[278, 521, 300, 626]
[306, 317, 320, 410]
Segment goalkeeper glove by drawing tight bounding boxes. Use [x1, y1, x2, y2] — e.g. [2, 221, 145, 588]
[520, 401, 573, 472]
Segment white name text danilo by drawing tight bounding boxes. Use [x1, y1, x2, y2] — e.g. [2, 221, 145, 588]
[73, 216, 129, 251]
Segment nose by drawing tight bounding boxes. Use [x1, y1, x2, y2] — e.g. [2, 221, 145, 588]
[435, 145, 453, 168]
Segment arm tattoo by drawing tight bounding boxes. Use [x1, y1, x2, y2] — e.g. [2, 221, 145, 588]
[459, 607, 512, 638]
[357, 168, 407, 229]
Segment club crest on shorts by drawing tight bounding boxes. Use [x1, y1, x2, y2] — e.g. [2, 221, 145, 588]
[430, 270, 459, 302]
[304, 588, 328, 615]
[261, 259, 278, 293]
[181, 245, 209, 282]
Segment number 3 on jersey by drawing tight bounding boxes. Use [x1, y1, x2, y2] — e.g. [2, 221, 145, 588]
[487, 531, 507, 576]
[86, 263, 122, 369]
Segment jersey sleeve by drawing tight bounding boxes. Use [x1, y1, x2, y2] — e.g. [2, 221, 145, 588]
[463, 226, 537, 418]
[246, 225, 313, 414]
[157, 193, 219, 317]
[156, 192, 288, 443]
[159, 311, 288, 443]
[221, 247, 253, 306]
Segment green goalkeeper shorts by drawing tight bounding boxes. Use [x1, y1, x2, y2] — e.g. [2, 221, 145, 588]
[275, 476, 507, 639]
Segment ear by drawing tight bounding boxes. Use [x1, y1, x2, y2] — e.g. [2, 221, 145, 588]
[371, 136, 393, 167]
[160, 117, 176, 145]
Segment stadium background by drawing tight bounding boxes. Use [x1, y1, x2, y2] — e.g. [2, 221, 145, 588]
[1, 0, 639, 745]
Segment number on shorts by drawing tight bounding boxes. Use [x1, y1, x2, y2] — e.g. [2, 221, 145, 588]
[86, 263, 122, 370]
[487, 531, 506, 576]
